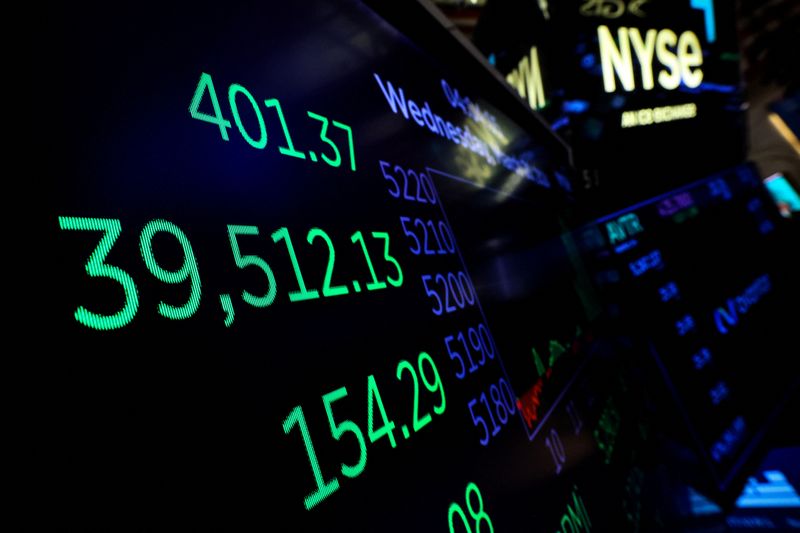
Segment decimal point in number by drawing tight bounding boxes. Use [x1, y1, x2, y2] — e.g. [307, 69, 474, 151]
[352, 281, 361, 292]
[401, 425, 410, 439]
[308, 151, 318, 162]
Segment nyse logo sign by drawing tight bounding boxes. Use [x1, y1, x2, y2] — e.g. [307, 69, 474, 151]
[598, 25, 704, 92]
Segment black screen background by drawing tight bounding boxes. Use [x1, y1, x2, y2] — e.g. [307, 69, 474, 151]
[16, 1, 796, 530]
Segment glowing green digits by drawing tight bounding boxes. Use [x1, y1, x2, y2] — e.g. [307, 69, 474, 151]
[189, 72, 232, 140]
[397, 359, 432, 432]
[466, 482, 494, 532]
[396, 351, 445, 433]
[351, 231, 387, 291]
[272, 227, 320, 302]
[139, 220, 202, 320]
[307, 228, 349, 297]
[322, 387, 367, 478]
[264, 98, 306, 159]
[419, 352, 446, 415]
[448, 482, 494, 533]
[367, 375, 397, 448]
[228, 83, 267, 149]
[58, 217, 139, 330]
[227, 225, 277, 307]
[449, 504, 471, 533]
[307, 111, 341, 167]
[372, 231, 403, 287]
[332, 120, 356, 171]
[283, 405, 340, 510]
[190, 72, 356, 171]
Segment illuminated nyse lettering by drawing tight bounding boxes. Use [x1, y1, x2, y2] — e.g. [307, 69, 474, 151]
[714, 274, 771, 334]
[505, 46, 546, 110]
[598, 25, 703, 92]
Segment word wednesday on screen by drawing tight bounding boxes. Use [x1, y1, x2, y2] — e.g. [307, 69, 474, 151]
[373, 73, 552, 188]
[374, 73, 496, 164]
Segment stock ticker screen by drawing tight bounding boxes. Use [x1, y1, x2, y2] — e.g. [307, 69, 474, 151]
[23, 0, 796, 530]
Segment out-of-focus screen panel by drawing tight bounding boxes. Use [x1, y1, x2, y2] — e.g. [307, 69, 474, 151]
[575, 164, 799, 496]
[473, 0, 747, 208]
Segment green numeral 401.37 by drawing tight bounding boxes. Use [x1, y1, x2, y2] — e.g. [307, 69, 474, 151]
[189, 72, 356, 171]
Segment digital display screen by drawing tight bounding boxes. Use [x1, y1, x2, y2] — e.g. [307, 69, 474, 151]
[574, 163, 799, 495]
[22, 1, 796, 530]
[25, 1, 658, 530]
